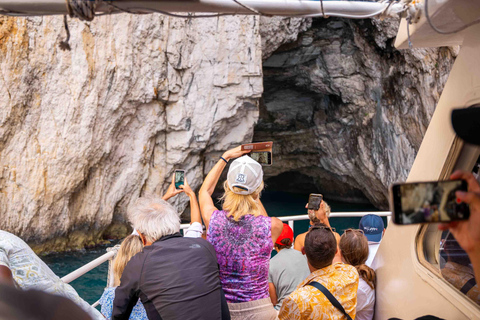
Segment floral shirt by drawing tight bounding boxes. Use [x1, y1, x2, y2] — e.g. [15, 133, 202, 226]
[99, 287, 148, 320]
[207, 210, 272, 303]
[0, 230, 103, 320]
[278, 263, 359, 320]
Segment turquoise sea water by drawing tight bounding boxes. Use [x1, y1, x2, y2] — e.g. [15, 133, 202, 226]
[41, 190, 384, 306]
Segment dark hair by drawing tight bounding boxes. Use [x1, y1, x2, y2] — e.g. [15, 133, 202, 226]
[275, 238, 293, 250]
[304, 223, 337, 269]
[339, 229, 376, 289]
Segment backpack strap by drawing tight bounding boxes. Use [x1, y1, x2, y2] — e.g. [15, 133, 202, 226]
[460, 277, 477, 295]
[308, 281, 353, 320]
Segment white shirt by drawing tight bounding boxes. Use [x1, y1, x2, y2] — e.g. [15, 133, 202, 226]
[0, 231, 103, 320]
[134, 223, 204, 239]
[184, 222, 203, 238]
[366, 241, 380, 268]
[356, 277, 375, 320]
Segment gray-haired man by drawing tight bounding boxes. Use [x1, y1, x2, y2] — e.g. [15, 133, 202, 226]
[112, 197, 229, 320]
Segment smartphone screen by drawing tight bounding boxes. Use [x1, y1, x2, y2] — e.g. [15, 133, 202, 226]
[174, 170, 185, 190]
[308, 194, 323, 210]
[391, 179, 469, 225]
[249, 151, 272, 166]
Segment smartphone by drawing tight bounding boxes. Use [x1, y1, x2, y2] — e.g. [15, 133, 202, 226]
[174, 170, 185, 190]
[241, 141, 273, 151]
[249, 151, 272, 166]
[308, 194, 323, 210]
[390, 179, 470, 225]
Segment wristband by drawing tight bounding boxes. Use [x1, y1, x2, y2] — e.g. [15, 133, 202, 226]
[220, 157, 228, 164]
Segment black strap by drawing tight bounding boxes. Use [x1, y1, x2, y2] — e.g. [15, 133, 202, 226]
[308, 281, 353, 320]
[460, 277, 477, 295]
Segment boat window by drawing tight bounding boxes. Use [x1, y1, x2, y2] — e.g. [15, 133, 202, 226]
[421, 156, 480, 307]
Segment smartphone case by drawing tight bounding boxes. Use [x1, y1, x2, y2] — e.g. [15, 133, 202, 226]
[241, 141, 273, 152]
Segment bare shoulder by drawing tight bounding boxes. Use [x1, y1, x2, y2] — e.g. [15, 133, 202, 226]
[294, 232, 307, 251]
[295, 232, 307, 241]
[271, 217, 283, 231]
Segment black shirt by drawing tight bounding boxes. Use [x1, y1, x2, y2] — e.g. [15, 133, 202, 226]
[112, 233, 228, 320]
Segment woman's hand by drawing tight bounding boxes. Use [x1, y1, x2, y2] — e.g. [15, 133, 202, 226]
[306, 201, 327, 221]
[222, 146, 250, 161]
[162, 173, 184, 201]
[439, 171, 480, 254]
[180, 177, 195, 197]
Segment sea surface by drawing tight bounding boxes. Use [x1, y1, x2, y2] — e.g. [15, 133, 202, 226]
[41, 190, 383, 307]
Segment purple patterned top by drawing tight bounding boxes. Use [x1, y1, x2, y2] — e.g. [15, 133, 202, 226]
[207, 210, 273, 303]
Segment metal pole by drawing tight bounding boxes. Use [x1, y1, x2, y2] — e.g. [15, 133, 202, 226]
[0, 1, 405, 18]
[61, 250, 116, 284]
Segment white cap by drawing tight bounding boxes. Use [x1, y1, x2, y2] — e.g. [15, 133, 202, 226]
[227, 155, 264, 195]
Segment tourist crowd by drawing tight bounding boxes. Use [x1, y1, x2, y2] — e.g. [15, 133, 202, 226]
[1, 144, 479, 320]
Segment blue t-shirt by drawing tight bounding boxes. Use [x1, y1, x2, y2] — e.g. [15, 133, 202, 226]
[99, 287, 148, 320]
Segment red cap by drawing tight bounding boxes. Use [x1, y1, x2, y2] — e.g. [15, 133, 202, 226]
[275, 223, 294, 246]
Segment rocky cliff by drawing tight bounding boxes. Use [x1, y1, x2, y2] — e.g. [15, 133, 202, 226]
[0, 13, 455, 251]
[255, 17, 457, 208]
[0, 14, 264, 251]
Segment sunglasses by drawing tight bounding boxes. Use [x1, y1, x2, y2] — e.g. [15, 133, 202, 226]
[343, 228, 365, 235]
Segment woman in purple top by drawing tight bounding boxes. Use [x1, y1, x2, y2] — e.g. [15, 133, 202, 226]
[199, 146, 283, 320]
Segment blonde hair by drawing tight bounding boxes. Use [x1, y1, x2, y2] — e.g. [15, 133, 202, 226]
[221, 180, 264, 221]
[113, 235, 144, 286]
[308, 200, 331, 223]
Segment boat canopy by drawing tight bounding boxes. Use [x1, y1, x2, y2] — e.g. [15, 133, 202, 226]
[0, 0, 408, 21]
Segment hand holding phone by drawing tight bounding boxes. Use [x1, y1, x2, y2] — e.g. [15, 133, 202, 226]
[307, 194, 323, 211]
[390, 179, 470, 225]
[242, 142, 273, 166]
[175, 170, 185, 190]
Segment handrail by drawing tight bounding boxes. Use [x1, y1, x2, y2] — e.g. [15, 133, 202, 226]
[59, 211, 390, 306]
[61, 249, 117, 284]
[179, 211, 391, 229]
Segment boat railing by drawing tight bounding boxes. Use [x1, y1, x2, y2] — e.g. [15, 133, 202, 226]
[60, 211, 391, 307]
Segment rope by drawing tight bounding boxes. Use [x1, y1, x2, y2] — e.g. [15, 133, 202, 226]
[65, 0, 98, 21]
[320, 0, 328, 18]
[406, 9, 413, 48]
[233, 0, 263, 16]
[59, 15, 71, 51]
[424, 0, 480, 35]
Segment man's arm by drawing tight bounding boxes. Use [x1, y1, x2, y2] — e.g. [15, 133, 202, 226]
[0, 265, 15, 287]
[112, 257, 142, 320]
[278, 294, 300, 320]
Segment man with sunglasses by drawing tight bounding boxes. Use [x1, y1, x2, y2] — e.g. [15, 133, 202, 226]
[278, 224, 359, 320]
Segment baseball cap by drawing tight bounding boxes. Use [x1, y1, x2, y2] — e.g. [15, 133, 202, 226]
[359, 214, 384, 242]
[275, 223, 294, 246]
[452, 107, 480, 146]
[227, 155, 263, 195]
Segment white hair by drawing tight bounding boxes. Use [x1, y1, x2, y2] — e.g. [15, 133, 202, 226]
[128, 197, 181, 243]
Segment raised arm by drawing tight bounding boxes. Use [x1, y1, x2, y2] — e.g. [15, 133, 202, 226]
[199, 146, 250, 229]
[180, 177, 201, 224]
[307, 201, 331, 228]
[162, 174, 184, 201]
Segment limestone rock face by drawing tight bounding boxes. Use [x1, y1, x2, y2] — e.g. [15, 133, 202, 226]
[255, 17, 457, 208]
[0, 12, 456, 250]
[0, 14, 263, 251]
